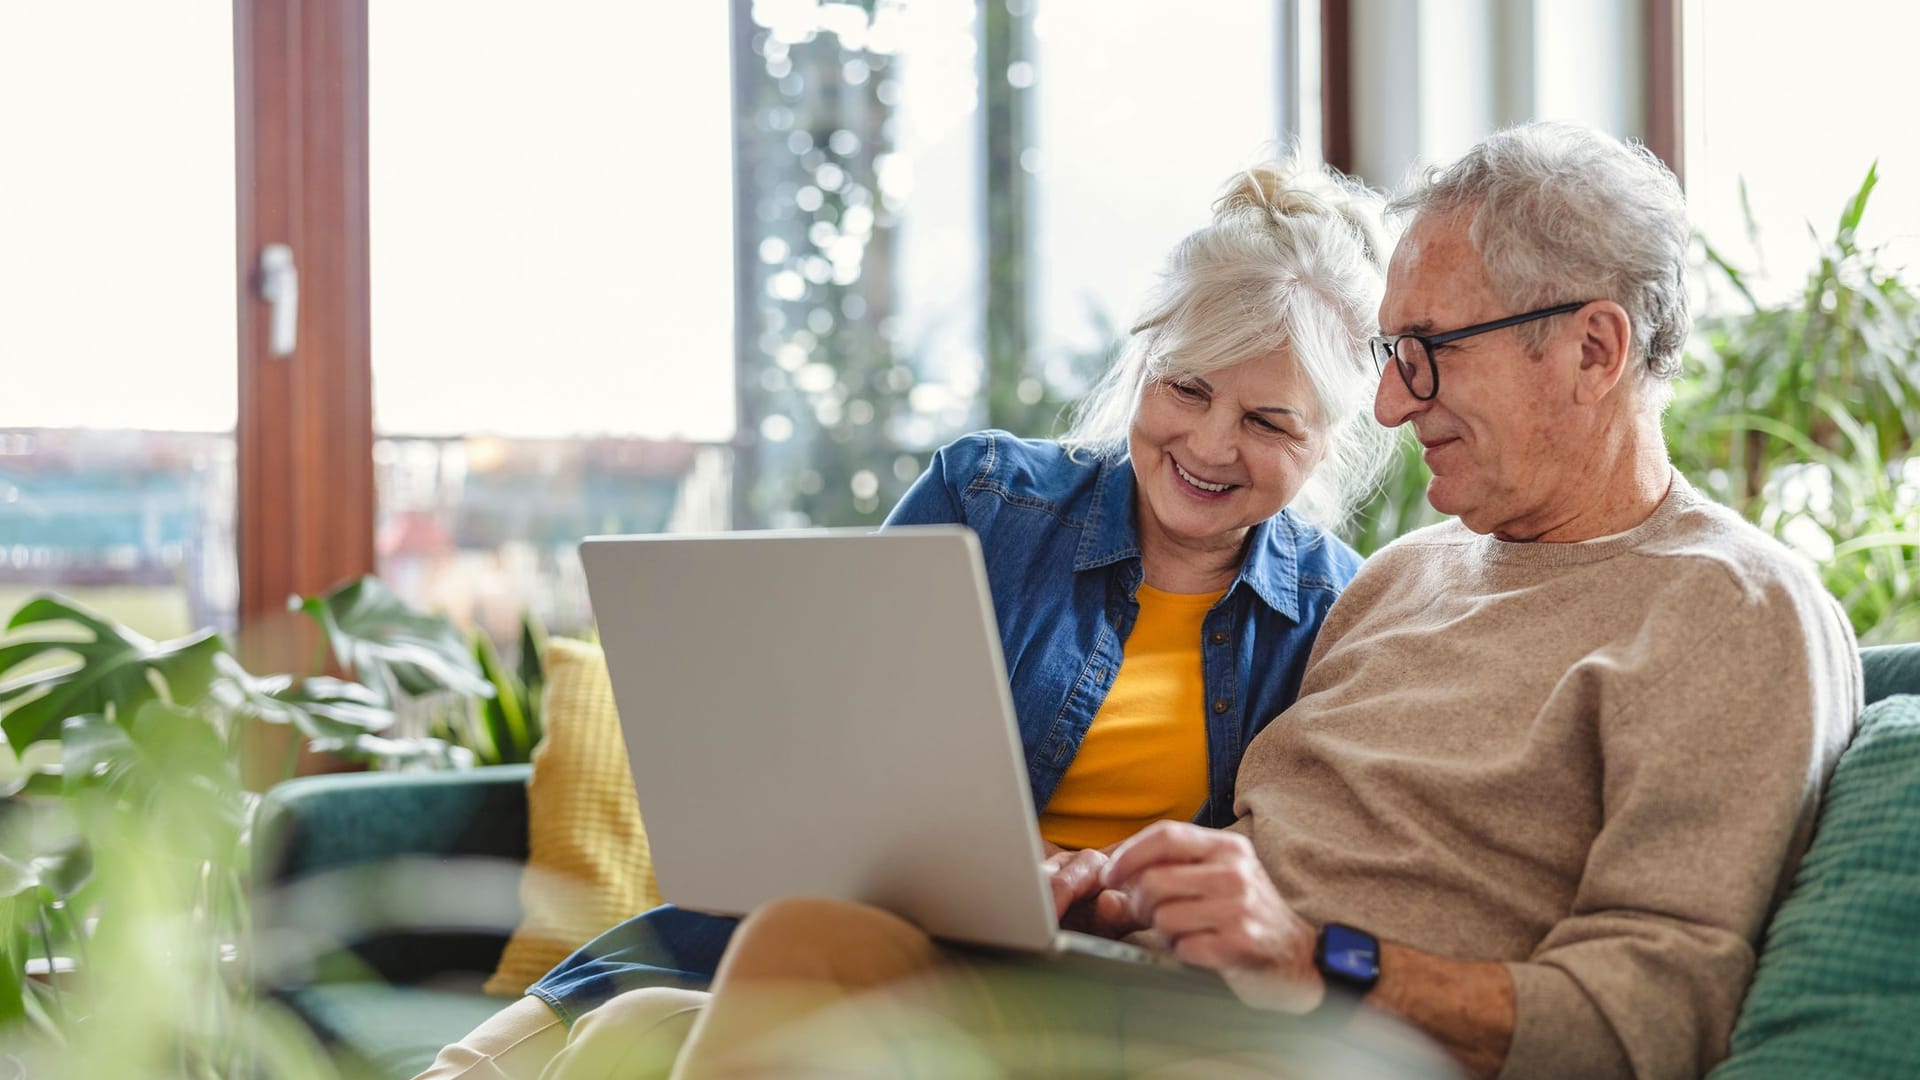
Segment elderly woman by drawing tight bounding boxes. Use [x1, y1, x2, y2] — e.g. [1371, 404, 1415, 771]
[415, 155, 1393, 1080]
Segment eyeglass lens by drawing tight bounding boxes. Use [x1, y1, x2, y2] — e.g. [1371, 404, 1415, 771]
[1386, 337, 1434, 398]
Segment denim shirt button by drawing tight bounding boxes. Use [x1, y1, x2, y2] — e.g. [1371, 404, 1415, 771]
[1211, 698, 1230, 715]
[1209, 630, 1229, 645]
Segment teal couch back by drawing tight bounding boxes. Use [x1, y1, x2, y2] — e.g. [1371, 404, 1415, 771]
[1862, 642, 1920, 704]
[1712, 642, 1920, 1079]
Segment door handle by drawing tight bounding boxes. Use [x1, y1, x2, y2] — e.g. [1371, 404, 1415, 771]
[258, 243, 298, 358]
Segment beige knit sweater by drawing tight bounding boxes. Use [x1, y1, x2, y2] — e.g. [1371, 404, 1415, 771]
[1235, 475, 1860, 1080]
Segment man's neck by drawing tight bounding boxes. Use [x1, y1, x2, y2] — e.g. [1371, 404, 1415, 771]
[1495, 415, 1673, 543]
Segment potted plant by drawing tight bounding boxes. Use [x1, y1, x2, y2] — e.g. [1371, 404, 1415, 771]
[0, 576, 522, 1077]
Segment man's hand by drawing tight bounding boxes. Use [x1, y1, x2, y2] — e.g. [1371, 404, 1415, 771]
[1101, 821, 1323, 1011]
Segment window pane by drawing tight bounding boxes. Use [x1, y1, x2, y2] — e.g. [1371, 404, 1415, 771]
[1685, 0, 1920, 303]
[1032, 2, 1283, 369]
[735, 0, 985, 528]
[0, 5, 238, 641]
[370, 2, 735, 641]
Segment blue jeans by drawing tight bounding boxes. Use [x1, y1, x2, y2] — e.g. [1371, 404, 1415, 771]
[524, 905, 739, 1025]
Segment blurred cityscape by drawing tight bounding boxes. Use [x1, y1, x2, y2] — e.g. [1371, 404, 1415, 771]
[0, 428, 724, 644]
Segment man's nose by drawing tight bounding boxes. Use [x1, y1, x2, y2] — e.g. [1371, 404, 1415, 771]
[1374, 360, 1426, 428]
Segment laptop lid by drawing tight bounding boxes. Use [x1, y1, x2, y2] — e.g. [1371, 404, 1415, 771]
[578, 526, 1063, 952]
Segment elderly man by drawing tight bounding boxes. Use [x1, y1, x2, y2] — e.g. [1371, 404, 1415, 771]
[534, 122, 1861, 1080]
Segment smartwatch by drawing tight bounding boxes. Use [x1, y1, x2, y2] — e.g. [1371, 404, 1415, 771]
[1313, 922, 1381, 998]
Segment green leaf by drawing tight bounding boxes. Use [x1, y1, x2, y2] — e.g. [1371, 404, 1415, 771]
[0, 850, 37, 899]
[0, 891, 34, 1030]
[204, 654, 396, 742]
[471, 630, 524, 764]
[1700, 237, 1760, 311]
[294, 576, 492, 698]
[1836, 159, 1879, 241]
[275, 677, 395, 742]
[0, 594, 228, 750]
[306, 732, 475, 770]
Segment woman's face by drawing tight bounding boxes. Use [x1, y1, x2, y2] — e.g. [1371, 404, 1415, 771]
[1128, 345, 1328, 556]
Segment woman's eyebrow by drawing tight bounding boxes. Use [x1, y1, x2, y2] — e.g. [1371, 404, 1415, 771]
[1254, 405, 1303, 418]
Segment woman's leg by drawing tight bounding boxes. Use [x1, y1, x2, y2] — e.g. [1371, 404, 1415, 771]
[677, 897, 946, 1062]
[410, 996, 567, 1080]
[525, 905, 738, 1024]
[535, 987, 711, 1080]
[668, 897, 1067, 1078]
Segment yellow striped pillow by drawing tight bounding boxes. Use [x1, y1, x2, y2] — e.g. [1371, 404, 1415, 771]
[484, 637, 662, 996]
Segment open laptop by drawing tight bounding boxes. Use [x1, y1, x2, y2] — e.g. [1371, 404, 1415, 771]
[578, 526, 1222, 985]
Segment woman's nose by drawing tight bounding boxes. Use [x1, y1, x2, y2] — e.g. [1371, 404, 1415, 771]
[1186, 408, 1240, 463]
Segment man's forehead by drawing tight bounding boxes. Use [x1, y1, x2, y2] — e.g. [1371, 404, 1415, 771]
[1381, 215, 1490, 331]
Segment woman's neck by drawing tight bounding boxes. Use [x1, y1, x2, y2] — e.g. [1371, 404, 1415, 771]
[1137, 524, 1248, 595]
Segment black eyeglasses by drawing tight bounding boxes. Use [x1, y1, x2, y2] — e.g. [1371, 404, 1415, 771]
[1370, 300, 1591, 401]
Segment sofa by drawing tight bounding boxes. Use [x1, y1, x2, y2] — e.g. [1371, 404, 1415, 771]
[252, 644, 1920, 1080]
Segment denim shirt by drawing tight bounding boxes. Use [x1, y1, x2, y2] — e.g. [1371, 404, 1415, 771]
[884, 430, 1362, 826]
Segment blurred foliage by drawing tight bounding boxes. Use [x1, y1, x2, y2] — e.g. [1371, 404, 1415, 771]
[294, 576, 547, 768]
[732, 0, 1086, 529]
[0, 576, 526, 1076]
[732, 1, 924, 528]
[1344, 165, 1918, 644]
[1342, 428, 1446, 559]
[433, 613, 547, 768]
[1666, 164, 1920, 643]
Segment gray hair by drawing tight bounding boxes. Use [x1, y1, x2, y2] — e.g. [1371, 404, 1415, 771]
[1060, 157, 1397, 530]
[1390, 121, 1692, 410]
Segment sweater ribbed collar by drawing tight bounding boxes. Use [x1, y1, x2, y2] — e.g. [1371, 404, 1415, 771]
[1469, 468, 1696, 569]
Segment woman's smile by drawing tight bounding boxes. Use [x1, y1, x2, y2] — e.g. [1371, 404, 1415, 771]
[1171, 457, 1238, 498]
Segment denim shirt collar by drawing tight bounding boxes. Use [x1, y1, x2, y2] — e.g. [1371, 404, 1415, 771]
[1074, 453, 1302, 623]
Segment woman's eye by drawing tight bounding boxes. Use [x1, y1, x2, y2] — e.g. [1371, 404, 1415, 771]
[1169, 382, 1205, 399]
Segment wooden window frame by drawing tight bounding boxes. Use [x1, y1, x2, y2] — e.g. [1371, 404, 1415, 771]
[1316, 0, 1684, 182]
[232, 0, 374, 665]
[1643, 0, 1684, 183]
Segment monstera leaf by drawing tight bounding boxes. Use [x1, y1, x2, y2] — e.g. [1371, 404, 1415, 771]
[61, 706, 243, 862]
[204, 654, 395, 743]
[295, 576, 492, 700]
[0, 596, 226, 752]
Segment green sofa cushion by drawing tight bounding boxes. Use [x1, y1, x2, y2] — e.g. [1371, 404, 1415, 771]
[1711, 693, 1920, 1078]
[1862, 644, 1920, 706]
[283, 982, 505, 1080]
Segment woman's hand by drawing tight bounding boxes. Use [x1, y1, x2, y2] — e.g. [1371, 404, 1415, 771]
[1100, 821, 1324, 1011]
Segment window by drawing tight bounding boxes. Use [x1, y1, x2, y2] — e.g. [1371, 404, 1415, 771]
[368, 0, 735, 640]
[1683, 0, 1920, 304]
[0, 4, 238, 639]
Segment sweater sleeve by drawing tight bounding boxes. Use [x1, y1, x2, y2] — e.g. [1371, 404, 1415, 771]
[1498, 576, 1858, 1080]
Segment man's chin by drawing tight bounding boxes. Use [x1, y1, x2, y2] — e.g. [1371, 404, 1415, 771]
[1423, 477, 1478, 526]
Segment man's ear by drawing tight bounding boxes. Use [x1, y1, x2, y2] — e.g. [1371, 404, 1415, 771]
[1573, 301, 1633, 405]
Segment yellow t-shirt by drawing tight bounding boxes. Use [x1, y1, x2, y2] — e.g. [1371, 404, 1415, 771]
[1037, 584, 1223, 851]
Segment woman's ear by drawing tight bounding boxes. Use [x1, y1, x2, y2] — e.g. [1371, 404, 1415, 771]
[1573, 301, 1633, 405]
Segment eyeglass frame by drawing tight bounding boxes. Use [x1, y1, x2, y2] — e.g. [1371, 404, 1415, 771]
[1370, 300, 1593, 402]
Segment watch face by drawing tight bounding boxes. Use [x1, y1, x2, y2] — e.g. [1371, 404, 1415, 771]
[1321, 923, 1380, 983]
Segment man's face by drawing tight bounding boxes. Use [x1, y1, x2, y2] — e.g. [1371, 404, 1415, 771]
[1374, 213, 1587, 540]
